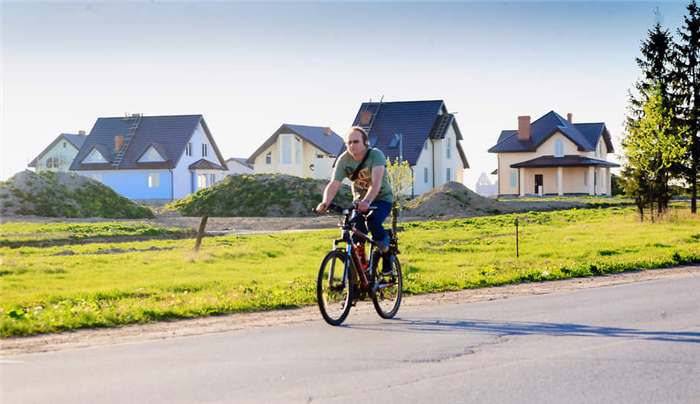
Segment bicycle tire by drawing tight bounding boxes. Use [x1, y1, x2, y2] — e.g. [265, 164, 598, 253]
[372, 255, 402, 319]
[317, 250, 354, 326]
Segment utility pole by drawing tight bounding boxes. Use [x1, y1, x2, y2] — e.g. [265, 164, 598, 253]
[395, 133, 403, 222]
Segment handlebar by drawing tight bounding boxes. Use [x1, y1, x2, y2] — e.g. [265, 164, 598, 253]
[313, 201, 377, 214]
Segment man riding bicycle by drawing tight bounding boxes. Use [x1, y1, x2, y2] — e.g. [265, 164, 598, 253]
[316, 126, 395, 276]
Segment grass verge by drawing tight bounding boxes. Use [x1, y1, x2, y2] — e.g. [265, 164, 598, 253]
[1, 206, 698, 338]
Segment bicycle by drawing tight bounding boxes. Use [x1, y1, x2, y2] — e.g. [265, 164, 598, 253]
[315, 202, 403, 326]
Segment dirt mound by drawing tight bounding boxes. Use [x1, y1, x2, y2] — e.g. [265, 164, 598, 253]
[167, 174, 354, 217]
[0, 170, 154, 219]
[404, 182, 514, 219]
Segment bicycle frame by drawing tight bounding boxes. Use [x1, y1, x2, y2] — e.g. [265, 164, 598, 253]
[331, 205, 379, 290]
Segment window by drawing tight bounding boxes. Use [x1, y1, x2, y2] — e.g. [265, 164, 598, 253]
[85, 149, 105, 163]
[555, 139, 564, 157]
[446, 138, 452, 159]
[424, 141, 429, 151]
[209, 173, 215, 186]
[281, 135, 292, 164]
[598, 142, 603, 157]
[583, 171, 588, 186]
[265, 152, 272, 165]
[446, 168, 452, 182]
[510, 171, 517, 188]
[46, 157, 59, 169]
[424, 168, 429, 183]
[186, 142, 192, 157]
[197, 174, 207, 189]
[91, 173, 102, 183]
[148, 172, 160, 188]
[140, 147, 164, 162]
[202, 143, 209, 157]
[63, 142, 67, 148]
[294, 137, 301, 164]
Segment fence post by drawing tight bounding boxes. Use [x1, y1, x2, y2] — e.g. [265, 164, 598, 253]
[194, 214, 209, 252]
[515, 217, 519, 258]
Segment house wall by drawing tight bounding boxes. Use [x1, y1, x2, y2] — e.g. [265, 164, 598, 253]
[78, 169, 173, 201]
[413, 140, 433, 196]
[35, 139, 80, 172]
[254, 134, 336, 179]
[172, 122, 226, 199]
[409, 125, 464, 197]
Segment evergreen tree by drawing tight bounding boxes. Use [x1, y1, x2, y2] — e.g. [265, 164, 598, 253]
[626, 15, 681, 213]
[674, 0, 700, 213]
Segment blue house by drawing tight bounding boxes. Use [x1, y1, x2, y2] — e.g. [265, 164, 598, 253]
[70, 114, 228, 203]
[347, 100, 469, 196]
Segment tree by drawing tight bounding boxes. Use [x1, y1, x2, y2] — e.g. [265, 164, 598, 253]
[622, 83, 688, 221]
[674, 0, 700, 213]
[385, 157, 413, 234]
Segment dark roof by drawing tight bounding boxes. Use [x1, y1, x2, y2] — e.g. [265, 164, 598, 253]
[246, 124, 343, 164]
[348, 100, 469, 168]
[488, 111, 613, 154]
[28, 133, 87, 167]
[510, 155, 620, 168]
[189, 158, 224, 170]
[70, 115, 228, 171]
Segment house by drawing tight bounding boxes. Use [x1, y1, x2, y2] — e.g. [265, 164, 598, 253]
[225, 157, 254, 175]
[475, 172, 498, 197]
[28, 132, 87, 173]
[348, 100, 469, 196]
[488, 111, 619, 197]
[246, 124, 344, 180]
[70, 114, 228, 203]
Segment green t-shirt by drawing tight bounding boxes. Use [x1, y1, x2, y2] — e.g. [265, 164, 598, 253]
[333, 148, 394, 204]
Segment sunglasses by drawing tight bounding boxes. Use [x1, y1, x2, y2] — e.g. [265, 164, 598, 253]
[346, 140, 361, 145]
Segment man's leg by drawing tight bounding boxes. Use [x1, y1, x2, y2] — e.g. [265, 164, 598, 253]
[365, 201, 394, 275]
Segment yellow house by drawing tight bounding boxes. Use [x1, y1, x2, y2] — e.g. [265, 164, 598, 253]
[28, 132, 87, 173]
[488, 111, 619, 196]
[247, 124, 344, 180]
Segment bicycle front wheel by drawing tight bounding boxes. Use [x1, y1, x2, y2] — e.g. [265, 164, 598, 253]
[317, 250, 353, 326]
[372, 256, 402, 319]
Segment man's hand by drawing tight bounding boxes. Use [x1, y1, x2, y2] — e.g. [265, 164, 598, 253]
[357, 200, 370, 213]
[316, 202, 329, 213]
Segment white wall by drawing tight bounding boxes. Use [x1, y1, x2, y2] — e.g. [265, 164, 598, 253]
[172, 122, 225, 199]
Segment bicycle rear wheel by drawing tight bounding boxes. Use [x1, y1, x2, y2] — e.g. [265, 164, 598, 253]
[372, 255, 402, 319]
[317, 250, 353, 326]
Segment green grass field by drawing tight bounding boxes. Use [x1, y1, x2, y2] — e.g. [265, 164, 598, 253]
[1, 206, 698, 338]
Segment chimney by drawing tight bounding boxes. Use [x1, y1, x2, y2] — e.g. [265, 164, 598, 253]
[324, 127, 331, 136]
[517, 116, 531, 140]
[115, 135, 124, 152]
[360, 110, 372, 125]
[132, 113, 140, 118]
[567, 113, 573, 122]
[78, 130, 86, 136]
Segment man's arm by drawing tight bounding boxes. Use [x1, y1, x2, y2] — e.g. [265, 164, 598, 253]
[316, 179, 342, 213]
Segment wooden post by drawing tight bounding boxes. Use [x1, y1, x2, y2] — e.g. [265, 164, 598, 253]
[515, 217, 519, 258]
[194, 215, 209, 252]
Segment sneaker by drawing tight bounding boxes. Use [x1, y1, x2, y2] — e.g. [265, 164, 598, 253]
[381, 252, 394, 276]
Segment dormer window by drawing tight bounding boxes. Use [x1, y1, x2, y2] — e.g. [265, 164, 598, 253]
[83, 149, 106, 163]
[555, 139, 564, 157]
[139, 146, 165, 163]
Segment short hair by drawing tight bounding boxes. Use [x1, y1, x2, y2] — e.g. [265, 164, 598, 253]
[347, 126, 369, 146]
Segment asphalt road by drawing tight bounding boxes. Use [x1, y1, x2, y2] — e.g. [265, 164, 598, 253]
[2, 276, 699, 404]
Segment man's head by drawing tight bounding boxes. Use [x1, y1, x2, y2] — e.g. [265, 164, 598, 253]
[345, 126, 369, 154]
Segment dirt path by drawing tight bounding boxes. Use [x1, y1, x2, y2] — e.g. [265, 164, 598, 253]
[2, 265, 697, 358]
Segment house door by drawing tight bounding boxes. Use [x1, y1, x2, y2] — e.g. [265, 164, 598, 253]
[535, 174, 543, 194]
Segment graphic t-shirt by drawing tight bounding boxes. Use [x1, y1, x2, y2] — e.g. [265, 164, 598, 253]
[333, 147, 394, 203]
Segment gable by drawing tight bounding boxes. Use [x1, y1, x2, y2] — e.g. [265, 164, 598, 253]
[138, 146, 166, 163]
[82, 147, 109, 164]
[246, 124, 343, 165]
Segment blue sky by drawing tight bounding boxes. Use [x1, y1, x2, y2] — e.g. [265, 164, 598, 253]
[1, 1, 691, 189]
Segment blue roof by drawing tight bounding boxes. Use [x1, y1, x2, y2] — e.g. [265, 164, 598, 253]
[488, 111, 612, 153]
[247, 124, 343, 164]
[70, 115, 228, 171]
[348, 100, 469, 167]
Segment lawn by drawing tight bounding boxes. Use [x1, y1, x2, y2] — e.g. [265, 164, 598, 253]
[1, 205, 698, 338]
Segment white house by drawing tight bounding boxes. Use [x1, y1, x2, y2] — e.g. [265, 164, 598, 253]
[247, 124, 344, 180]
[28, 132, 87, 173]
[225, 157, 254, 175]
[70, 114, 228, 203]
[347, 100, 469, 197]
[488, 111, 619, 196]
